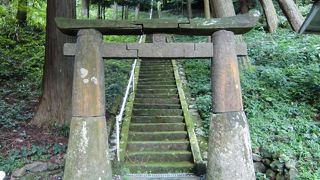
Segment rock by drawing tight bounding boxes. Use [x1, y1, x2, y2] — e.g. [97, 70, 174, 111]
[254, 162, 267, 173]
[11, 161, 63, 179]
[285, 160, 297, 169]
[0, 171, 5, 180]
[288, 168, 298, 180]
[276, 173, 286, 180]
[261, 149, 272, 159]
[262, 158, 272, 166]
[252, 153, 262, 162]
[270, 160, 284, 172]
[266, 169, 276, 180]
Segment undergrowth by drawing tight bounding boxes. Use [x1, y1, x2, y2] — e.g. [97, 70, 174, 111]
[176, 28, 320, 178]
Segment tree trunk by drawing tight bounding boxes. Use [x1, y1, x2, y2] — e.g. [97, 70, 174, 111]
[135, 3, 140, 20]
[187, 0, 192, 19]
[16, 0, 27, 26]
[277, 0, 304, 32]
[211, 0, 249, 69]
[204, 0, 211, 19]
[259, 0, 278, 33]
[124, 5, 129, 20]
[114, 1, 118, 20]
[239, 0, 249, 13]
[31, 0, 76, 127]
[82, 0, 89, 18]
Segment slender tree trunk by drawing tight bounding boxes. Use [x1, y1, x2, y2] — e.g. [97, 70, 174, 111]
[32, 0, 76, 127]
[97, 3, 101, 19]
[239, 0, 249, 13]
[277, 0, 304, 32]
[124, 5, 129, 20]
[204, 0, 211, 19]
[114, 1, 118, 20]
[259, 0, 278, 33]
[121, 5, 124, 20]
[187, 0, 192, 19]
[16, 0, 27, 26]
[135, 3, 140, 20]
[210, 0, 250, 68]
[82, 0, 89, 18]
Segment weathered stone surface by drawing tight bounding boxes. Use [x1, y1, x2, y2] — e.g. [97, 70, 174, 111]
[64, 116, 112, 180]
[72, 29, 105, 117]
[206, 112, 255, 180]
[11, 161, 63, 180]
[285, 160, 297, 169]
[270, 160, 284, 172]
[266, 169, 276, 180]
[64, 42, 248, 58]
[276, 173, 286, 180]
[288, 168, 298, 180]
[252, 153, 262, 162]
[211, 30, 243, 113]
[55, 12, 260, 36]
[254, 162, 267, 173]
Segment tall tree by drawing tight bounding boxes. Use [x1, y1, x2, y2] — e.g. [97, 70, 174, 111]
[239, 0, 249, 14]
[277, 0, 304, 32]
[204, 0, 210, 18]
[259, 0, 278, 33]
[16, 0, 27, 26]
[32, 0, 76, 127]
[187, 0, 192, 19]
[82, 0, 90, 18]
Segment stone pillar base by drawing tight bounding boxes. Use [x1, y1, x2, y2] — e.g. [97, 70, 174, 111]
[64, 116, 112, 180]
[207, 111, 255, 180]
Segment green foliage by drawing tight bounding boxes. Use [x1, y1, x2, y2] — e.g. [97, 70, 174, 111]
[178, 28, 320, 178]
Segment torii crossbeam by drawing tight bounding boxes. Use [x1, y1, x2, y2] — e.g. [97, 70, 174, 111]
[56, 11, 260, 180]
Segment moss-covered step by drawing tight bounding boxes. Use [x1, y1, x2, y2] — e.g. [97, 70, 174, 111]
[132, 109, 183, 116]
[135, 93, 178, 99]
[125, 161, 194, 174]
[129, 123, 186, 132]
[134, 97, 180, 104]
[126, 151, 192, 162]
[138, 77, 176, 82]
[133, 104, 181, 109]
[139, 74, 175, 79]
[139, 69, 173, 74]
[138, 81, 176, 86]
[131, 116, 184, 123]
[139, 66, 173, 70]
[136, 89, 178, 94]
[127, 140, 191, 151]
[128, 131, 188, 141]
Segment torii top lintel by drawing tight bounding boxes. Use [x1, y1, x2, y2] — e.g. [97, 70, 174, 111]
[55, 10, 260, 36]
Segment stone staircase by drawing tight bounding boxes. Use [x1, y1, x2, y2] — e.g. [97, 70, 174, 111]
[125, 59, 196, 174]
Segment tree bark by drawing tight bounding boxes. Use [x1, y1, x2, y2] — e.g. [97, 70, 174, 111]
[135, 3, 140, 20]
[124, 5, 129, 20]
[259, 0, 278, 33]
[239, 0, 249, 14]
[187, 0, 192, 19]
[16, 0, 27, 26]
[31, 0, 76, 127]
[114, 1, 118, 20]
[82, 0, 89, 18]
[277, 0, 304, 32]
[204, 0, 211, 19]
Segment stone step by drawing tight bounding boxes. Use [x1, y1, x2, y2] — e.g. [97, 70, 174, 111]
[139, 74, 175, 79]
[138, 81, 176, 86]
[138, 77, 176, 82]
[127, 141, 191, 151]
[134, 97, 180, 104]
[139, 66, 173, 71]
[133, 104, 181, 109]
[125, 161, 194, 174]
[135, 93, 178, 99]
[139, 71, 173, 76]
[137, 85, 177, 89]
[126, 151, 193, 162]
[130, 123, 186, 132]
[136, 89, 178, 94]
[132, 109, 183, 116]
[128, 131, 188, 141]
[131, 116, 184, 123]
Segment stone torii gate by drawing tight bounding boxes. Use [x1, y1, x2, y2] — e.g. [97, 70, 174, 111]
[56, 11, 260, 180]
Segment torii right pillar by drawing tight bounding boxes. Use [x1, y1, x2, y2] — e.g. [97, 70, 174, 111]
[207, 30, 255, 179]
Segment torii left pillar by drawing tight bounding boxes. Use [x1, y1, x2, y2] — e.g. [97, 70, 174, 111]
[64, 29, 112, 180]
